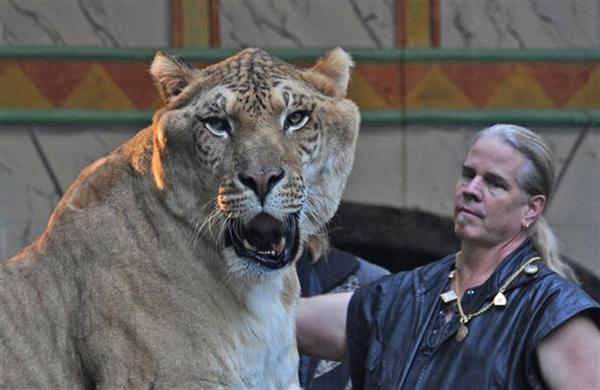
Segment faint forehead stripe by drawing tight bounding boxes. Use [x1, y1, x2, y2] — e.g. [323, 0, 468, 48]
[202, 93, 227, 114]
[207, 51, 304, 115]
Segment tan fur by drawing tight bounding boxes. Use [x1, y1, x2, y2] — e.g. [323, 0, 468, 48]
[305, 47, 354, 97]
[0, 48, 359, 389]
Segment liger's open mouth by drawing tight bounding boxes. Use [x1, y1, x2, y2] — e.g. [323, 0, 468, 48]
[224, 212, 300, 269]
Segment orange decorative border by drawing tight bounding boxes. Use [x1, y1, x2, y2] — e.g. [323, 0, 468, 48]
[1, 59, 598, 111]
[210, 0, 221, 48]
[171, 0, 184, 48]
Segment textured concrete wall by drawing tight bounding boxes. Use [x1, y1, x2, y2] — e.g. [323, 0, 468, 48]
[3, 0, 598, 49]
[220, 0, 395, 49]
[441, 0, 600, 48]
[1, 124, 598, 276]
[0, 0, 169, 47]
[1, 0, 598, 274]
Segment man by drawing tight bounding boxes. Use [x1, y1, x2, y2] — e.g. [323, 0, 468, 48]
[296, 248, 388, 389]
[297, 124, 600, 389]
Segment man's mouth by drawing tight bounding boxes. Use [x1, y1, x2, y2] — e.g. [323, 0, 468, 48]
[224, 212, 300, 269]
[456, 206, 482, 219]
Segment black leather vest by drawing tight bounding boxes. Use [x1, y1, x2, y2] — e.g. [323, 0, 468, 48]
[347, 242, 600, 389]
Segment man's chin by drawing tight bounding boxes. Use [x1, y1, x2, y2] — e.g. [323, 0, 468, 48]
[454, 221, 478, 241]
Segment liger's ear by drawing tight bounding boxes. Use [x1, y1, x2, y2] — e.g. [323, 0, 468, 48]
[304, 47, 354, 98]
[150, 51, 198, 103]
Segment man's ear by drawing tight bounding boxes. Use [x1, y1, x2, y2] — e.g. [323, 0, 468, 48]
[523, 194, 546, 228]
[304, 47, 354, 98]
[150, 51, 199, 104]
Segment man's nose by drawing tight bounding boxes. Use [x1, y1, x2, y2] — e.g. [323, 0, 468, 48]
[463, 177, 483, 201]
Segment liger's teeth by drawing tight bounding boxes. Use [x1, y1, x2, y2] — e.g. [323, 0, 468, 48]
[243, 238, 286, 257]
[243, 239, 257, 252]
[275, 237, 286, 254]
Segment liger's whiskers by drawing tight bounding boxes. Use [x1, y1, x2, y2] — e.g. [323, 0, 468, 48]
[187, 200, 217, 250]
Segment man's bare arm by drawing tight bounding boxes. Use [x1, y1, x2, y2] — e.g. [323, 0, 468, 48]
[296, 292, 352, 362]
[537, 314, 600, 389]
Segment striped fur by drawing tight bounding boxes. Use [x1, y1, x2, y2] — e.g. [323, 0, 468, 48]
[0, 48, 359, 389]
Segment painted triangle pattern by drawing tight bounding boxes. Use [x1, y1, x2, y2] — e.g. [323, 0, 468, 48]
[0, 59, 598, 111]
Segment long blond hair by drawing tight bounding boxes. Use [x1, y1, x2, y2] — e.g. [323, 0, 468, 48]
[476, 124, 578, 282]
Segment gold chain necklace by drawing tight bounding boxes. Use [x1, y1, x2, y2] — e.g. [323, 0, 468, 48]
[453, 254, 541, 342]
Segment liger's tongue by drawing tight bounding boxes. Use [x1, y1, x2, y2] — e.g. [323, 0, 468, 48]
[243, 213, 286, 255]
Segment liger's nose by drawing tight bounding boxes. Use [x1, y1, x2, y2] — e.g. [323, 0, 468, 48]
[238, 169, 285, 202]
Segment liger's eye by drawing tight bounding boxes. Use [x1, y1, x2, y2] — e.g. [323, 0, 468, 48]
[202, 117, 231, 137]
[284, 110, 310, 131]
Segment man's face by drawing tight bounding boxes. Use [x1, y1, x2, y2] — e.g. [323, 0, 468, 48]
[454, 135, 530, 247]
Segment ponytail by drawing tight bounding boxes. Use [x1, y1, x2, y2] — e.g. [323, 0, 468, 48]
[529, 216, 578, 283]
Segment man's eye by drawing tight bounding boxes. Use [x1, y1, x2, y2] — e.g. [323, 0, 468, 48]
[284, 110, 310, 131]
[489, 181, 505, 189]
[461, 169, 475, 179]
[202, 117, 231, 137]
[486, 178, 506, 190]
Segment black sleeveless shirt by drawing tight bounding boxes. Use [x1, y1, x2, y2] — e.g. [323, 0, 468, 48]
[347, 241, 600, 389]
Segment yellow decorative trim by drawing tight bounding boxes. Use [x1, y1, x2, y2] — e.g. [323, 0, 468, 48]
[407, 65, 471, 109]
[484, 65, 555, 109]
[0, 64, 51, 108]
[62, 64, 135, 110]
[183, 0, 211, 48]
[405, 0, 432, 48]
[566, 68, 600, 109]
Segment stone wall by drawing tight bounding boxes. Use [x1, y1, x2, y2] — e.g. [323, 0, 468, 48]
[1, 0, 598, 274]
[2, 123, 598, 275]
[2, 1, 599, 49]
[1, 0, 170, 47]
[441, 1, 600, 48]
